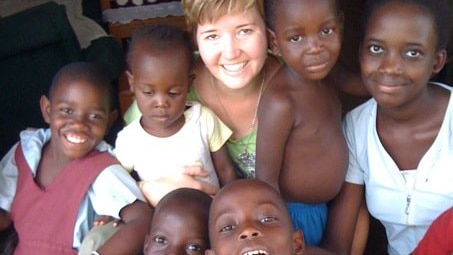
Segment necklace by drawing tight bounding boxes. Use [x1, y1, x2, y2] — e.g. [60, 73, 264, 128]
[209, 72, 266, 131]
[209, 72, 266, 179]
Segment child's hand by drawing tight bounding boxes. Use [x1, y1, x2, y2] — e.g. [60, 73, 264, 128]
[0, 209, 12, 231]
[93, 215, 122, 227]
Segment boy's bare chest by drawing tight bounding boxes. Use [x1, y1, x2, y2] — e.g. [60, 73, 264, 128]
[292, 86, 342, 127]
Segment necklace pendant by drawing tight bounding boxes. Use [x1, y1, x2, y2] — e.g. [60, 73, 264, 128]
[238, 150, 256, 179]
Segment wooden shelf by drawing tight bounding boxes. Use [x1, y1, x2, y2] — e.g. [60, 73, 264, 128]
[108, 15, 186, 45]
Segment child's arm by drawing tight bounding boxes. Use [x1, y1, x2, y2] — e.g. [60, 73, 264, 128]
[211, 145, 237, 187]
[256, 87, 294, 192]
[329, 62, 369, 97]
[0, 208, 11, 232]
[94, 200, 152, 255]
[317, 182, 365, 255]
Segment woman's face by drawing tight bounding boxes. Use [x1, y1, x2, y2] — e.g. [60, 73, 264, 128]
[195, 7, 268, 90]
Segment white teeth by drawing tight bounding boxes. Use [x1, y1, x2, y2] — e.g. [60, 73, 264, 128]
[223, 62, 246, 72]
[243, 250, 269, 255]
[66, 134, 86, 144]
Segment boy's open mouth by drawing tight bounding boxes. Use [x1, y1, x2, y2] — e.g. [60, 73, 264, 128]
[243, 249, 269, 255]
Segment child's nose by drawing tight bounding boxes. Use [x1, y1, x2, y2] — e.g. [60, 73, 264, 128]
[153, 94, 169, 108]
[71, 114, 89, 128]
[165, 246, 186, 255]
[306, 36, 323, 54]
[238, 226, 263, 240]
[379, 52, 403, 74]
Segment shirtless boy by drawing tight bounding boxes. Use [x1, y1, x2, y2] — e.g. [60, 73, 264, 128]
[257, 0, 366, 245]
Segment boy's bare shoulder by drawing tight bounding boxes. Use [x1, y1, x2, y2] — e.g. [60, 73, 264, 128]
[261, 69, 296, 110]
[265, 66, 300, 95]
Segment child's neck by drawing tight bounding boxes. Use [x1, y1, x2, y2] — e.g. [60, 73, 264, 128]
[286, 66, 328, 88]
[140, 114, 186, 138]
[36, 143, 72, 188]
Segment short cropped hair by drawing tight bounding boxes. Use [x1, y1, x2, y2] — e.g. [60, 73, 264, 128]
[362, 0, 452, 50]
[126, 24, 193, 72]
[181, 0, 265, 32]
[49, 62, 114, 109]
[264, 0, 340, 30]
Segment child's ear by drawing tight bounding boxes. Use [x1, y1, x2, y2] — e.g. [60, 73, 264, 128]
[108, 109, 119, 131]
[431, 49, 447, 75]
[125, 70, 135, 92]
[143, 234, 150, 254]
[267, 28, 281, 56]
[337, 11, 345, 38]
[205, 249, 216, 255]
[188, 73, 196, 90]
[40, 95, 51, 125]
[293, 230, 305, 255]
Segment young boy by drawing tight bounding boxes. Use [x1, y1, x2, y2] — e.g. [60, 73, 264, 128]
[256, 0, 367, 246]
[143, 187, 212, 255]
[207, 179, 304, 255]
[0, 62, 152, 254]
[114, 24, 237, 206]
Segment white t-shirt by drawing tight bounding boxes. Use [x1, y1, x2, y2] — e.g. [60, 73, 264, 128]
[115, 101, 232, 187]
[343, 83, 453, 255]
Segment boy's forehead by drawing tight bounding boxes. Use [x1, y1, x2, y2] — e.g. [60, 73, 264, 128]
[277, 0, 337, 10]
[54, 79, 109, 106]
[53, 78, 90, 96]
[212, 181, 283, 209]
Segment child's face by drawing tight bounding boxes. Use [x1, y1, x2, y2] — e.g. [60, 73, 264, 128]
[127, 46, 191, 136]
[360, 1, 446, 108]
[207, 180, 303, 255]
[41, 79, 112, 159]
[195, 7, 268, 90]
[144, 203, 209, 255]
[269, 0, 342, 81]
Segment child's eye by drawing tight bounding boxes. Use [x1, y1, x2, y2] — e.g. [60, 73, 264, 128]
[186, 244, 204, 253]
[89, 113, 103, 120]
[289, 35, 303, 43]
[405, 50, 421, 58]
[320, 27, 334, 36]
[369, 45, 384, 54]
[168, 91, 182, 97]
[142, 90, 153, 96]
[260, 216, 278, 223]
[153, 235, 167, 244]
[60, 108, 72, 114]
[219, 225, 235, 233]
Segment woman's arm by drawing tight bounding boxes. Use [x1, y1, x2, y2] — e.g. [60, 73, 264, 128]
[140, 165, 219, 206]
[211, 145, 238, 186]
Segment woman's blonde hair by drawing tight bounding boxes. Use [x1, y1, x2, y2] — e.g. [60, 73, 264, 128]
[181, 0, 265, 32]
